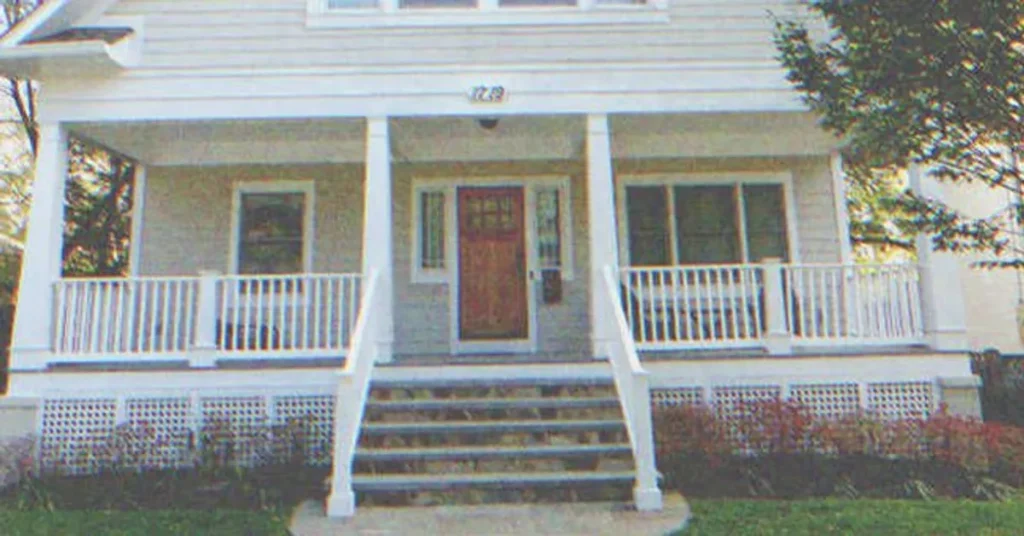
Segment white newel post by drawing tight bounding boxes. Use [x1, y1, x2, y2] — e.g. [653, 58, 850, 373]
[762, 257, 793, 354]
[10, 123, 69, 371]
[362, 117, 394, 363]
[587, 114, 619, 359]
[191, 270, 221, 368]
[908, 165, 969, 350]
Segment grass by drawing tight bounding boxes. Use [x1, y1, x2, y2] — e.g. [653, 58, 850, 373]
[0, 510, 291, 536]
[676, 499, 1024, 535]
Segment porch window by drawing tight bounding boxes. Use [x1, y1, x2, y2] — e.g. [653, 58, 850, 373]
[231, 182, 315, 275]
[412, 187, 450, 283]
[623, 180, 791, 266]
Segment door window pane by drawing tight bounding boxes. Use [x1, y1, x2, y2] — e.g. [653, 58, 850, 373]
[674, 185, 740, 264]
[238, 193, 305, 274]
[743, 184, 789, 262]
[626, 186, 670, 265]
[535, 187, 562, 269]
[420, 191, 446, 270]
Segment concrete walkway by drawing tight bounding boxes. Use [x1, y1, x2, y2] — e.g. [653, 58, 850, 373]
[289, 495, 690, 536]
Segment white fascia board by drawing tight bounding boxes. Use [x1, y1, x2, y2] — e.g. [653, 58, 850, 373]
[1, 0, 124, 47]
[0, 0, 70, 47]
[0, 40, 122, 78]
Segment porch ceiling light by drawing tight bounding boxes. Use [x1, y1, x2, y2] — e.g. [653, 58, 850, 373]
[477, 117, 500, 130]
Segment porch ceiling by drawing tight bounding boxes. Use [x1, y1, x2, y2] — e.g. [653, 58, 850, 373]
[69, 112, 838, 167]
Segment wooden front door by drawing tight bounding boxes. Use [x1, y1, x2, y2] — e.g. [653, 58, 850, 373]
[458, 187, 528, 340]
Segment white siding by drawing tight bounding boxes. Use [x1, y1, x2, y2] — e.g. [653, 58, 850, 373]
[40, 0, 815, 121]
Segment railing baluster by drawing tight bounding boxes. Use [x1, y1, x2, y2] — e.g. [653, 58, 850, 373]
[680, 268, 692, 342]
[314, 277, 322, 349]
[659, 269, 670, 344]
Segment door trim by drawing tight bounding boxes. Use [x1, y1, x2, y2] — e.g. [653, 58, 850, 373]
[410, 174, 571, 356]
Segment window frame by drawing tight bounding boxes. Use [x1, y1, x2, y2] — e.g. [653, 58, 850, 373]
[307, 0, 669, 28]
[229, 180, 317, 276]
[616, 172, 799, 267]
[410, 176, 574, 284]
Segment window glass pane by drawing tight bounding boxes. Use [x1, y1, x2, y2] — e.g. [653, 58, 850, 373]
[743, 184, 789, 262]
[674, 185, 740, 264]
[327, 0, 378, 8]
[626, 186, 670, 265]
[500, 0, 575, 6]
[239, 192, 305, 275]
[401, 0, 476, 7]
[420, 191, 446, 270]
[536, 188, 562, 269]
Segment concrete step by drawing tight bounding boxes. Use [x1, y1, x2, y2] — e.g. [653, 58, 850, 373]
[355, 443, 632, 462]
[352, 470, 635, 492]
[360, 419, 625, 435]
[365, 397, 620, 411]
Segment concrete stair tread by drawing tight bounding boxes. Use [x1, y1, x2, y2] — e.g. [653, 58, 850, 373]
[355, 443, 632, 461]
[366, 397, 620, 410]
[361, 419, 626, 434]
[352, 470, 635, 491]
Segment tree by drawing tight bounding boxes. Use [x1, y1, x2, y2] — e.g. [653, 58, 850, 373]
[0, 0, 136, 283]
[774, 0, 1024, 263]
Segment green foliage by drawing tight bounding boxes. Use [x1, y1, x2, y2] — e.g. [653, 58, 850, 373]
[775, 1, 1024, 260]
[973, 350, 1024, 427]
[0, 510, 289, 536]
[677, 499, 1024, 535]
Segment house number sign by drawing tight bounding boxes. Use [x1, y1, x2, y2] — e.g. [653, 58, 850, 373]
[468, 85, 507, 103]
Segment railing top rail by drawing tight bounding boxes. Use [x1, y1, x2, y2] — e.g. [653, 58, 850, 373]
[603, 266, 647, 376]
[621, 263, 755, 272]
[57, 275, 202, 284]
[340, 270, 379, 377]
[784, 262, 919, 269]
[218, 272, 362, 280]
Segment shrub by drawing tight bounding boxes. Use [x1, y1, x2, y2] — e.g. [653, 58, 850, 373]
[654, 398, 1024, 500]
[973, 349, 1024, 426]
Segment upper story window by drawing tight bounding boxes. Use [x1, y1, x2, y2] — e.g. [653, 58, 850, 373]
[310, 0, 668, 27]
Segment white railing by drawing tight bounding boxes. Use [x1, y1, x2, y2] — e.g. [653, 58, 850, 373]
[215, 274, 362, 354]
[600, 266, 662, 511]
[784, 263, 924, 344]
[55, 277, 199, 355]
[619, 264, 764, 350]
[327, 270, 381, 517]
[53, 272, 363, 360]
[619, 262, 925, 352]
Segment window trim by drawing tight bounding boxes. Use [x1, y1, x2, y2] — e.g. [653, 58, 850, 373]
[616, 172, 799, 266]
[228, 180, 316, 276]
[307, 0, 669, 28]
[410, 175, 574, 284]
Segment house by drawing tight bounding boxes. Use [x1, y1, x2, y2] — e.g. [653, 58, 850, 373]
[0, 0, 982, 517]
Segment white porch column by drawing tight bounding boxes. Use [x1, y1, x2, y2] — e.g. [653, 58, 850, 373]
[908, 165, 969, 351]
[587, 114, 619, 359]
[830, 151, 855, 264]
[362, 117, 394, 363]
[10, 122, 69, 371]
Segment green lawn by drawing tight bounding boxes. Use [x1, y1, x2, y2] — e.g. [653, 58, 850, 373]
[0, 510, 290, 536]
[677, 499, 1024, 535]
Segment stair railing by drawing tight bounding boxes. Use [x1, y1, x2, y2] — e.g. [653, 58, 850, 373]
[326, 269, 380, 518]
[601, 265, 663, 511]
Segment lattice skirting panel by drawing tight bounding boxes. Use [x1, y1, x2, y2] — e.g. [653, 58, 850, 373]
[652, 380, 936, 421]
[38, 391, 336, 474]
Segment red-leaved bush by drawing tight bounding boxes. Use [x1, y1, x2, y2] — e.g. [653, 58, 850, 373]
[654, 399, 1024, 498]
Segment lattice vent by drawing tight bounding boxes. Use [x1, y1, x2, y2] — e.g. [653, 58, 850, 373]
[651, 388, 704, 408]
[866, 382, 934, 420]
[199, 396, 270, 467]
[273, 395, 336, 466]
[712, 385, 783, 418]
[124, 398, 193, 469]
[39, 398, 117, 474]
[790, 383, 862, 420]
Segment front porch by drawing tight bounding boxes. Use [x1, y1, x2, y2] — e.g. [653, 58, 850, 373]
[5, 112, 972, 517]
